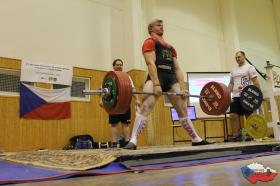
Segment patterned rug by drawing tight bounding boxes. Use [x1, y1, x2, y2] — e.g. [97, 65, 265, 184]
[0, 149, 117, 171]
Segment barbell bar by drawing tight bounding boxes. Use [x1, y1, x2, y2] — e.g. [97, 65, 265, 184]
[82, 71, 262, 115]
[82, 71, 232, 115]
[82, 89, 214, 100]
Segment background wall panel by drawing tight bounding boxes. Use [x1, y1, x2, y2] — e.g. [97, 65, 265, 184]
[0, 57, 236, 151]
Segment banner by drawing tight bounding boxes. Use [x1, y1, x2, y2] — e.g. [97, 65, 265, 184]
[20, 60, 73, 85]
[20, 83, 71, 119]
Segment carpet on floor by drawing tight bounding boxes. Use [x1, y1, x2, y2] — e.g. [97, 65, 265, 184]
[0, 151, 279, 185]
[0, 149, 117, 171]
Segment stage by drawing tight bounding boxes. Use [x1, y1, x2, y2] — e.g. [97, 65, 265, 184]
[116, 141, 280, 165]
[0, 140, 280, 185]
[1, 141, 280, 169]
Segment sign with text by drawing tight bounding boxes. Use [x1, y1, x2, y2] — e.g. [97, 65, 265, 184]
[20, 60, 73, 85]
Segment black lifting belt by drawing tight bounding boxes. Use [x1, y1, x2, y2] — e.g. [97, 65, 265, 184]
[246, 57, 267, 80]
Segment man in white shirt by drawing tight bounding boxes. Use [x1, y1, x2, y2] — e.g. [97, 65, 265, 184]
[228, 51, 261, 142]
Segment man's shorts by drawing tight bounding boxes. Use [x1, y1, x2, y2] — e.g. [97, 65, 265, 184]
[146, 71, 178, 92]
[230, 97, 253, 116]
[109, 108, 131, 125]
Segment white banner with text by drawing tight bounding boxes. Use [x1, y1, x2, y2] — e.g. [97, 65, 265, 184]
[20, 60, 73, 86]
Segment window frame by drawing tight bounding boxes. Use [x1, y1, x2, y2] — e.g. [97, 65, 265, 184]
[0, 68, 91, 102]
[0, 68, 20, 97]
[69, 76, 91, 102]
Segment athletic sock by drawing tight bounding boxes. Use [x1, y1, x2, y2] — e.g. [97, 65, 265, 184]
[129, 112, 147, 145]
[179, 117, 202, 142]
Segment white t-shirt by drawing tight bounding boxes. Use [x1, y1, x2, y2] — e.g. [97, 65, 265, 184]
[230, 63, 258, 98]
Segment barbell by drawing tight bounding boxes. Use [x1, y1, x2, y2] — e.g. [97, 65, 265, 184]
[82, 71, 263, 115]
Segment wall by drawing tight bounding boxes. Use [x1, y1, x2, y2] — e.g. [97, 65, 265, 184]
[141, 0, 280, 95]
[0, 57, 234, 151]
[234, 0, 280, 92]
[141, 0, 226, 73]
[273, 0, 280, 48]
[0, 57, 146, 151]
[0, 0, 279, 82]
[0, 0, 280, 151]
[0, 0, 140, 71]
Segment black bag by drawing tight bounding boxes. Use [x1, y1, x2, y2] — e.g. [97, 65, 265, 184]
[64, 134, 94, 150]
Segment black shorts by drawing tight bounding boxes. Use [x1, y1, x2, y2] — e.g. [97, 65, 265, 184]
[146, 71, 178, 92]
[109, 108, 131, 125]
[230, 97, 253, 116]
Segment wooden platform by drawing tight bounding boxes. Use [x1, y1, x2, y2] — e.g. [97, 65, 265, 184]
[114, 141, 280, 166]
[1, 141, 279, 169]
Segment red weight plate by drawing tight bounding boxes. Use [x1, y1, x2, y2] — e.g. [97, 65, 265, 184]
[115, 71, 132, 114]
[105, 71, 127, 114]
[219, 83, 231, 114]
[199, 82, 230, 115]
[215, 83, 230, 114]
[104, 71, 132, 115]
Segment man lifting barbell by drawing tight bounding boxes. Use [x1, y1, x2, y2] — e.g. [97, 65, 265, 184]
[227, 51, 262, 142]
[123, 19, 215, 150]
[83, 30, 265, 147]
[83, 20, 233, 148]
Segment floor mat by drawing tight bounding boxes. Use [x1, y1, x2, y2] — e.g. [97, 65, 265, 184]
[123, 151, 280, 170]
[0, 151, 279, 185]
[121, 150, 242, 167]
[1, 149, 117, 171]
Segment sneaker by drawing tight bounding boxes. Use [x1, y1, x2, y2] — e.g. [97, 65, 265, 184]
[119, 141, 129, 148]
[123, 142, 137, 150]
[192, 140, 215, 146]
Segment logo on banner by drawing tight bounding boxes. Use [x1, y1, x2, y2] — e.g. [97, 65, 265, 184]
[241, 162, 278, 184]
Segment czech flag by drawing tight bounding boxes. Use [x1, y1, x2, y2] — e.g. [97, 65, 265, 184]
[20, 83, 71, 119]
[241, 163, 278, 183]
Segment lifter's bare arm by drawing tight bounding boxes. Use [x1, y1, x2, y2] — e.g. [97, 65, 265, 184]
[133, 87, 141, 106]
[251, 77, 261, 90]
[228, 77, 234, 93]
[143, 51, 162, 96]
[173, 57, 189, 98]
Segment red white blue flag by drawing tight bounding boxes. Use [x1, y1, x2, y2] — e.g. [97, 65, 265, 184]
[241, 162, 278, 183]
[20, 83, 71, 119]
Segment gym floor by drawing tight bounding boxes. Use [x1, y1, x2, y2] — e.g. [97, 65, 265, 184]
[16, 154, 280, 186]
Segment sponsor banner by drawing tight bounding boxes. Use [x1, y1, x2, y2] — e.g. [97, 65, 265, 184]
[20, 60, 73, 85]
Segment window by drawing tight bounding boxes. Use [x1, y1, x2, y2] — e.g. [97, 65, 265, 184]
[0, 68, 20, 96]
[53, 76, 90, 101]
[0, 68, 90, 101]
